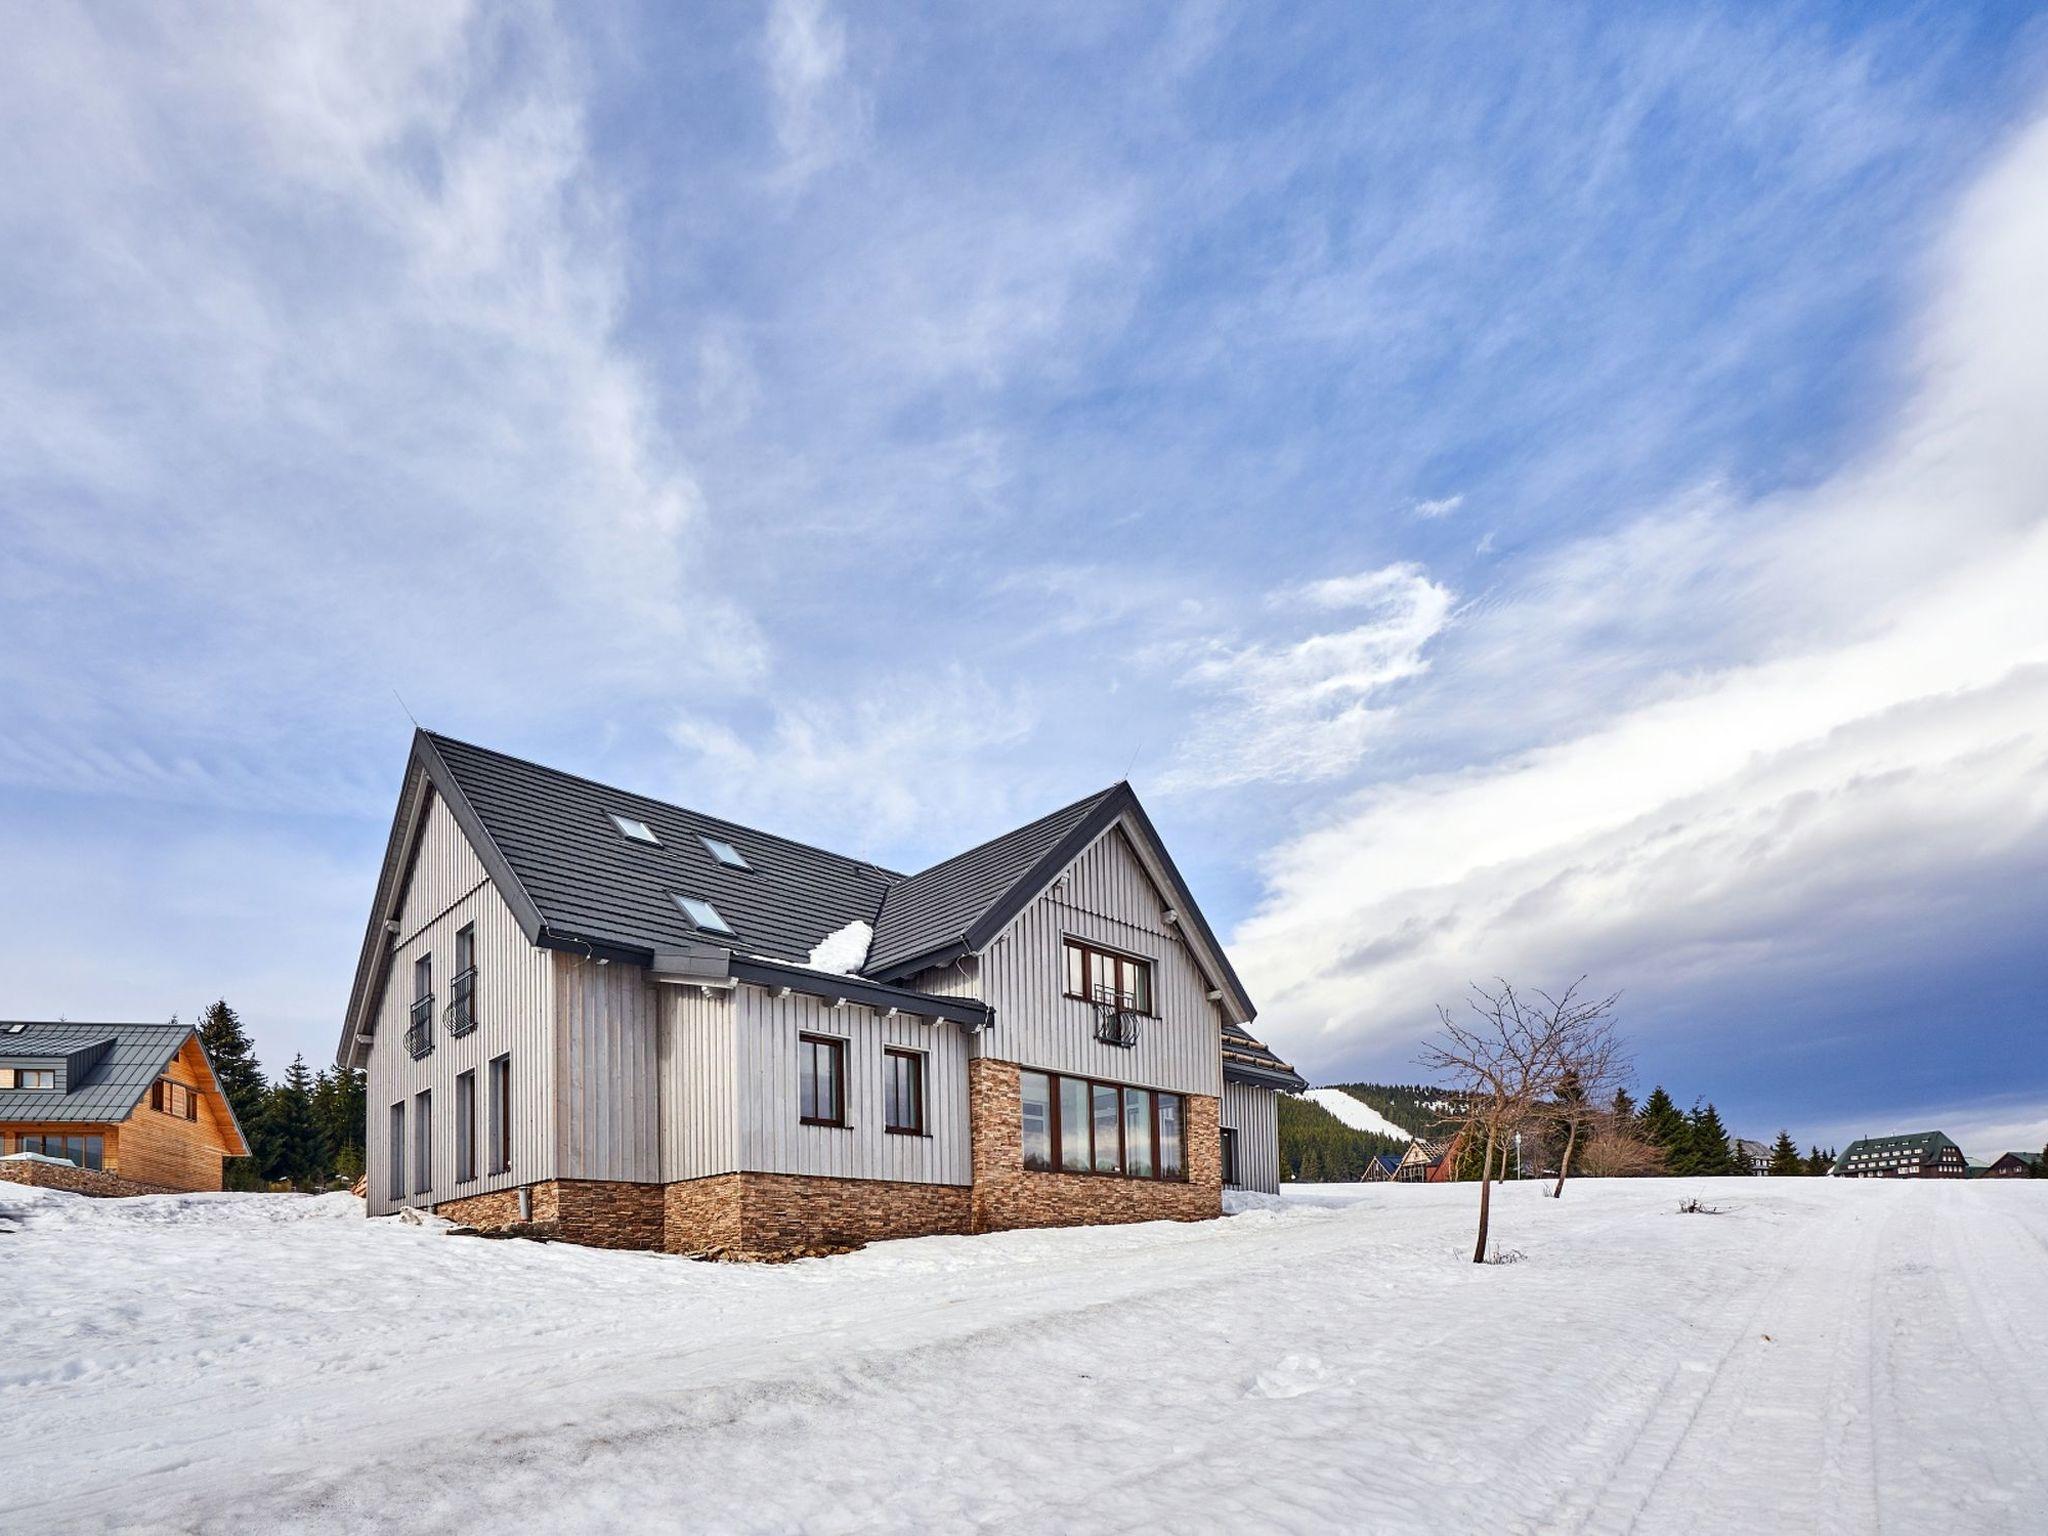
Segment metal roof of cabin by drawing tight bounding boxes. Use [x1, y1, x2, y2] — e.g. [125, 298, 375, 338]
[426, 732, 904, 966]
[0, 1022, 191, 1124]
[865, 785, 1122, 976]
[1222, 1020, 1305, 1092]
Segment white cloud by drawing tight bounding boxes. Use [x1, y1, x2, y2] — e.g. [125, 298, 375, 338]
[1412, 494, 1464, 519]
[1164, 565, 1454, 791]
[1232, 108, 2048, 1073]
[764, 0, 864, 184]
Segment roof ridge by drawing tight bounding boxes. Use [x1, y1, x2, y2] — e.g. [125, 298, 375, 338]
[896, 781, 1125, 883]
[423, 729, 908, 881]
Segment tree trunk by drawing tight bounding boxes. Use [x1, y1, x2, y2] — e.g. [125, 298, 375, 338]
[1473, 1125, 1497, 1264]
[1553, 1120, 1580, 1198]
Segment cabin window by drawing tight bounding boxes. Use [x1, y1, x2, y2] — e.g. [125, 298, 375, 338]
[487, 1054, 512, 1174]
[1017, 1070, 1186, 1182]
[883, 1048, 925, 1136]
[1062, 939, 1153, 1014]
[799, 1035, 846, 1127]
[455, 1070, 477, 1183]
[16, 1133, 102, 1170]
[413, 1090, 432, 1194]
[1220, 1127, 1239, 1188]
[151, 1078, 198, 1120]
[389, 1102, 406, 1201]
[700, 835, 750, 869]
[1, 1068, 55, 1090]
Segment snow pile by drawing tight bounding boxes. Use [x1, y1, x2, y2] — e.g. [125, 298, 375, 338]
[804, 919, 873, 974]
[4, 1179, 2044, 1532]
[1299, 1086, 1414, 1142]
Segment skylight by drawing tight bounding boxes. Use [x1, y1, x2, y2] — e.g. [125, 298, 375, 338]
[700, 835, 751, 870]
[674, 895, 733, 934]
[609, 813, 660, 846]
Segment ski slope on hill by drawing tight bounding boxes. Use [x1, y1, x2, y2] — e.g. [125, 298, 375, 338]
[3, 1179, 2044, 1534]
[1300, 1085, 1415, 1142]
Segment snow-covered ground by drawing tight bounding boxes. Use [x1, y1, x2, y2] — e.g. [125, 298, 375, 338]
[5, 1178, 2044, 1534]
[1297, 1085, 1415, 1142]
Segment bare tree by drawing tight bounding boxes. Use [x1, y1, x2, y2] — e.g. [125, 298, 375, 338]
[1421, 979, 1598, 1264]
[1545, 992, 1628, 1198]
[1575, 1122, 1668, 1178]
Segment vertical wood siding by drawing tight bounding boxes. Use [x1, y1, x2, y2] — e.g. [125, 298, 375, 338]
[1221, 1081, 1280, 1194]
[730, 986, 972, 1186]
[553, 956, 662, 1183]
[961, 825, 1224, 1098]
[658, 986, 740, 1180]
[364, 792, 556, 1216]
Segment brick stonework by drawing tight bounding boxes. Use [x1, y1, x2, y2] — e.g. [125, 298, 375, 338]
[435, 1179, 665, 1250]
[0, 1160, 172, 1199]
[665, 1172, 970, 1258]
[967, 1059, 1221, 1232]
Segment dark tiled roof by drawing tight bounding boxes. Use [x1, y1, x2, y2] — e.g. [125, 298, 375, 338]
[865, 785, 1122, 976]
[426, 733, 903, 966]
[0, 1022, 188, 1124]
[1222, 1020, 1305, 1091]
[1834, 1131, 1965, 1170]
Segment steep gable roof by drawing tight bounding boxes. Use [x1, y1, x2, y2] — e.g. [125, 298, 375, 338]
[1222, 1020, 1305, 1091]
[0, 1022, 250, 1154]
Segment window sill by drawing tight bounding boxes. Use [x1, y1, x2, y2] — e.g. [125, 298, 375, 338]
[884, 1126, 929, 1138]
[1061, 993, 1158, 1018]
[800, 1117, 849, 1130]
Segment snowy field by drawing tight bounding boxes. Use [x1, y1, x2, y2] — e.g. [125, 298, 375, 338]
[5, 1178, 2044, 1534]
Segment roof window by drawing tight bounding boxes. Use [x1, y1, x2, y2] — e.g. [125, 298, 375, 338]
[700, 836, 751, 870]
[674, 895, 733, 934]
[610, 813, 661, 846]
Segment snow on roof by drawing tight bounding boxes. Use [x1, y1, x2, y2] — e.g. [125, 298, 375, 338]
[805, 920, 874, 976]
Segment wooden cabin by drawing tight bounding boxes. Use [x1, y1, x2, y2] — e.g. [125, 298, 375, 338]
[0, 1022, 250, 1193]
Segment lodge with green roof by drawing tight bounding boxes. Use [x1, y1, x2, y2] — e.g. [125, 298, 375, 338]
[1832, 1131, 1968, 1179]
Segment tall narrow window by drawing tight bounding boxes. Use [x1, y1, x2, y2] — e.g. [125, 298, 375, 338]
[1019, 1071, 1053, 1171]
[1157, 1094, 1184, 1180]
[1123, 1088, 1155, 1178]
[413, 1089, 432, 1194]
[883, 1048, 924, 1136]
[415, 953, 432, 1002]
[1220, 1127, 1239, 1188]
[1091, 1083, 1120, 1173]
[1060, 1077, 1091, 1170]
[455, 1070, 477, 1183]
[389, 1102, 406, 1202]
[487, 1053, 512, 1174]
[800, 1034, 846, 1127]
[450, 924, 477, 1035]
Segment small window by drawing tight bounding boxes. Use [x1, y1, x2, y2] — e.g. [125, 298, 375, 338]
[700, 835, 751, 869]
[413, 1090, 432, 1194]
[1220, 1127, 1240, 1188]
[152, 1078, 197, 1119]
[884, 1048, 925, 1136]
[414, 953, 432, 1001]
[455, 1070, 477, 1183]
[610, 813, 661, 845]
[674, 895, 733, 934]
[1063, 939, 1152, 1014]
[455, 923, 474, 975]
[5, 1068, 55, 1091]
[800, 1034, 846, 1127]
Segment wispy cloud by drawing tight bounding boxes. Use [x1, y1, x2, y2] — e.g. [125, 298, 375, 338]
[1411, 494, 1463, 519]
[763, 0, 865, 184]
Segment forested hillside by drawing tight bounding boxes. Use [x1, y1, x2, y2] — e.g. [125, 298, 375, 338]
[1323, 1083, 1474, 1139]
[1277, 1094, 1407, 1182]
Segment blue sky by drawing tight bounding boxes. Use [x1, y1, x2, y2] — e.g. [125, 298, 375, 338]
[4, 3, 2046, 1156]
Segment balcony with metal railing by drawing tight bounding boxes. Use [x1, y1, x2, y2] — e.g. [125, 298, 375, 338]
[445, 967, 478, 1037]
[1091, 984, 1141, 1049]
[404, 994, 434, 1059]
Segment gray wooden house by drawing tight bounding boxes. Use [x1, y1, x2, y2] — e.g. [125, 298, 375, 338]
[337, 732, 1302, 1255]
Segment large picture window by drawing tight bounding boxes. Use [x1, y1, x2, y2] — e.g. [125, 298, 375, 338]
[1063, 939, 1153, 1014]
[16, 1133, 102, 1170]
[883, 1048, 924, 1136]
[1017, 1069, 1186, 1181]
[800, 1034, 846, 1128]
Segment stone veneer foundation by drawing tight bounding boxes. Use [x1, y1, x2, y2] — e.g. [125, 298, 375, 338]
[0, 1160, 173, 1198]
[432, 1061, 1221, 1257]
[967, 1058, 1222, 1232]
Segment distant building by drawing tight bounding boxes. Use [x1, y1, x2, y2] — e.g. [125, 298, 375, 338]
[1360, 1152, 1402, 1183]
[1734, 1138, 1772, 1176]
[1981, 1151, 2041, 1179]
[1832, 1132, 1968, 1179]
[1394, 1136, 1464, 1183]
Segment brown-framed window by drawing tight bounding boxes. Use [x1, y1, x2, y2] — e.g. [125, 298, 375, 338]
[1017, 1068, 1186, 1181]
[487, 1053, 512, 1174]
[413, 1089, 432, 1194]
[883, 1048, 925, 1136]
[800, 1034, 846, 1127]
[152, 1078, 197, 1120]
[1220, 1126, 1239, 1188]
[17, 1133, 103, 1170]
[1, 1068, 56, 1090]
[454, 1069, 477, 1183]
[1063, 939, 1153, 1014]
[389, 1101, 406, 1201]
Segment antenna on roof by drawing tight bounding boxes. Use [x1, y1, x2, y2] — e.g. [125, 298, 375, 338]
[1122, 734, 1145, 783]
[392, 688, 420, 729]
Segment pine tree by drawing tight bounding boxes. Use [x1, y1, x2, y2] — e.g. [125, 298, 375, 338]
[2036, 1142, 2047, 1179]
[261, 1055, 325, 1191]
[1767, 1129, 1803, 1177]
[1610, 1088, 1637, 1126]
[1806, 1145, 1837, 1176]
[1687, 1102, 1735, 1177]
[197, 999, 269, 1191]
[1636, 1087, 1688, 1169]
[310, 1065, 367, 1188]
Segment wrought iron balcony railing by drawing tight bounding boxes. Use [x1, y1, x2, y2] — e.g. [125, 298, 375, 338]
[1091, 985, 1141, 1049]
[405, 994, 434, 1059]
[445, 967, 478, 1037]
